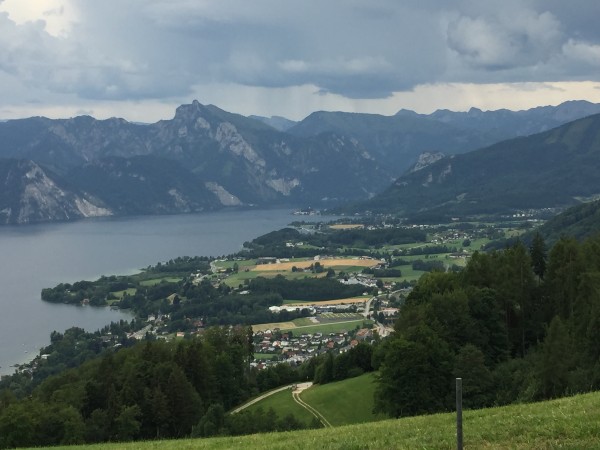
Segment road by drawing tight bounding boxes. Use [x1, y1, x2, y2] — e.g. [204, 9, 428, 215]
[366, 294, 395, 337]
[291, 382, 331, 427]
[230, 383, 298, 414]
[230, 381, 333, 428]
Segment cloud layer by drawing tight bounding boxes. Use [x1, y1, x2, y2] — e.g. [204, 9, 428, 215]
[1, 0, 600, 119]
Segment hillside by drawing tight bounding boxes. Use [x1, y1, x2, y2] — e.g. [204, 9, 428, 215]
[27, 390, 600, 449]
[534, 199, 600, 243]
[289, 100, 600, 174]
[356, 113, 600, 218]
[245, 374, 383, 427]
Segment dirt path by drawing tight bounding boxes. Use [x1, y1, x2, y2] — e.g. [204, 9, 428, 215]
[292, 383, 332, 428]
[230, 384, 295, 413]
[231, 381, 332, 429]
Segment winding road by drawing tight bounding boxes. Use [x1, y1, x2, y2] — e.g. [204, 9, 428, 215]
[231, 381, 332, 428]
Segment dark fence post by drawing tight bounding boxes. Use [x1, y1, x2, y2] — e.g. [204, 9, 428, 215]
[456, 377, 463, 450]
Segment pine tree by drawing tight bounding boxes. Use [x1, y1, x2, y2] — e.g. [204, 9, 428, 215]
[529, 232, 547, 282]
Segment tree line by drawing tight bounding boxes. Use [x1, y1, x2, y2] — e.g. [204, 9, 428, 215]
[373, 232, 600, 416]
[0, 327, 320, 448]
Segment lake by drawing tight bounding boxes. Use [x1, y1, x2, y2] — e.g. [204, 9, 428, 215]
[0, 208, 311, 375]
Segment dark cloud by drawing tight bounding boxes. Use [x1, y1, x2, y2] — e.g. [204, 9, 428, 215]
[1, 0, 600, 105]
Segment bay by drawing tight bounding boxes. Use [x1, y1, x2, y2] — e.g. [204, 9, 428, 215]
[0, 208, 309, 375]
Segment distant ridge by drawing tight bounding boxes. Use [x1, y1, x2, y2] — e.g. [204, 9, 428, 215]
[353, 113, 600, 218]
[288, 100, 600, 174]
[2, 99, 600, 224]
[248, 115, 297, 131]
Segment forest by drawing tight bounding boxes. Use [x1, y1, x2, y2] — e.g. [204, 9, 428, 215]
[373, 233, 600, 416]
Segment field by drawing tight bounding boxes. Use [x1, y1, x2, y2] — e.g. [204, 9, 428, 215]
[284, 297, 369, 306]
[33, 390, 600, 449]
[252, 321, 298, 332]
[279, 319, 371, 335]
[111, 288, 137, 299]
[252, 258, 383, 272]
[328, 224, 364, 230]
[243, 374, 382, 428]
[299, 373, 384, 426]
[139, 277, 182, 287]
[252, 311, 371, 334]
[245, 388, 316, 425]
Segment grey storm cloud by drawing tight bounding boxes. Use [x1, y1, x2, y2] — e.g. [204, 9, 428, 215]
[1, 0, 600, 102]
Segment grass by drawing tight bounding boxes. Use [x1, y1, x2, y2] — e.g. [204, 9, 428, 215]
[253, 353, 279, 361]
[110, 288, 137, 299]
[222, 270, 325, 288]
[299, 373, 385, 426]
[291, 317, 317, 326]
[280, 320, 371, 335]
[138, 277, 182, 287]
[245, 388, 315, 426]
[30, 390, 600, 449]
[283, 297, 369, 306]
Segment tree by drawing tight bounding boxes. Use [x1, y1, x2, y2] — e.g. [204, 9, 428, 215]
[536, 316, 575, 399]
[115, 405, 141, 441]
[453, 344, 494, 408]
[165, 364, 202, 437]
[529, 232, 547, 282]
[374, 325, 454, 417]
[314, 352, 334, 384]
[194, 403, 225, 437]
[546, 237, 584, 320]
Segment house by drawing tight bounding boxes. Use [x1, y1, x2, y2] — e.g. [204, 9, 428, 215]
[256, 257, 278, 265]
[381, 307, 399, 317]
[355, 328, 373, 341]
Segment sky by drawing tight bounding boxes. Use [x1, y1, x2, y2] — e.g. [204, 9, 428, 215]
[1, 0, 600, 123]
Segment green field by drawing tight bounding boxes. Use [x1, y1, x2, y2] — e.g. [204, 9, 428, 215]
[281, 319, 372, 335]
[299, 373, 385, 426]
[245, 388, 315, 426]
[30, 390, 600, 449]
[111, 288, 137, 299]
[138, 277, 182, 287]
[222, 270, 324, 288]
[243, 374, 382, 428]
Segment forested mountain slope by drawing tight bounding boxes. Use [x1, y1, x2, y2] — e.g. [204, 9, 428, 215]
[357, 113, 600, 218]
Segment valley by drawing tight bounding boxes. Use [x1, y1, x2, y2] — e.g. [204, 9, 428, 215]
[3, 103, 600, 449]
[3, 2, 600, 448]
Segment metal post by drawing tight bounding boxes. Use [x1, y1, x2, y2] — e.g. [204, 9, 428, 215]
[456, 377, 463, 450]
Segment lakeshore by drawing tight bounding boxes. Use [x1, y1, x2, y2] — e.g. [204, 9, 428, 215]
[0, 209, 312, 375]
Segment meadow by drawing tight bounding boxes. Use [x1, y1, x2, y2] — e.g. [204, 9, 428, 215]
[29, 390, 600, 449]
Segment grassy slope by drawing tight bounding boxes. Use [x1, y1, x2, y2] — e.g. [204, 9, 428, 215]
[245, 388, 315, 425]
[31, 390, 600, 449]
[299, 373, 385, 426]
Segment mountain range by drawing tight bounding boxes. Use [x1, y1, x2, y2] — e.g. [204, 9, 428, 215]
[357, 113, 600, 220]
[1, 99, 600, 224]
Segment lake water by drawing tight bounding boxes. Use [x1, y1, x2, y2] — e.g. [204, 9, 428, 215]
[0, 208, 310, 375]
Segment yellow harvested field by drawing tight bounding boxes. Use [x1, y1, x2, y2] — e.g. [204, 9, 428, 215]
[329, 224, 364, 230]
[253, 258, 383, 271]
[252, 322, 297, 332]
[286, 297, 369, 307]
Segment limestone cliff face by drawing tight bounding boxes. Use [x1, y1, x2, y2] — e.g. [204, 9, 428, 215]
[0, 100, 391, 223]
[0, 159, 112, 225]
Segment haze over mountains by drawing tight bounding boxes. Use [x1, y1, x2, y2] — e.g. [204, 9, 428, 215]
[1, 100, 600, 224]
